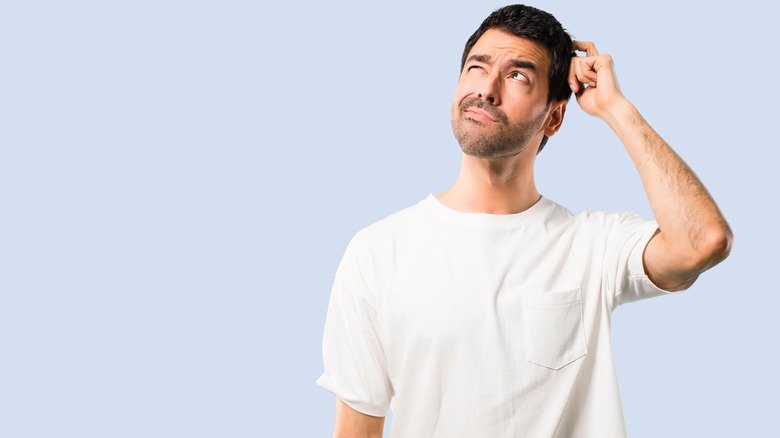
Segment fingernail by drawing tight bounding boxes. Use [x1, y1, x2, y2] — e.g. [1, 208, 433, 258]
[569, 83, 576, 92]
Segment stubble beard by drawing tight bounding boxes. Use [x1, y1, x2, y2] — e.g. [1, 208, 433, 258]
[451, 97, 548, 159]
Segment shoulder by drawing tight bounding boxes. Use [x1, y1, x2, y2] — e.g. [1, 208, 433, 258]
[350, 197, 429, 245]
[543, 198, 575, 223]
[545, 199, 654, 242]
[537, 198, 613, 232]
[340, 196, 430, 267]
[335, 198, 430, 299]
[567, 205, 648, 230]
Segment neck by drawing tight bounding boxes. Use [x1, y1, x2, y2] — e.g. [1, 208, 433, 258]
[437, 151, 540, 215]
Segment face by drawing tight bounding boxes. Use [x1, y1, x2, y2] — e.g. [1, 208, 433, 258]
[451, 29, 563, 159]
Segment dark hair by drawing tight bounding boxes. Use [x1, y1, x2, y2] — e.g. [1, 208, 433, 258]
[460, 5, 573, 153]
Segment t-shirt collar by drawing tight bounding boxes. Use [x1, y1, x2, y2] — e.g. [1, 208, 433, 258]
[423, 193, 553, 229]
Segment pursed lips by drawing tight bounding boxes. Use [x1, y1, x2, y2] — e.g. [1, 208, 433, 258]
[464, 107, 497, 123]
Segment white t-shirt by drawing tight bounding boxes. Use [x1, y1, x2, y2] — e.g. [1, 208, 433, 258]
[317, 194, 686, 437]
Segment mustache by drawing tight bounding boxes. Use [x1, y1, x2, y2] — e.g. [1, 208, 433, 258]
[459, 97, 508, 123]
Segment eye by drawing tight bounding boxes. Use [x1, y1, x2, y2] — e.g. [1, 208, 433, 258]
[509, 71, 529, 83]
[468, 65, 487, 73]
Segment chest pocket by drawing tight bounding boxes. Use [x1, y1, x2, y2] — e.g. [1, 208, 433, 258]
[520, 287, 587, 370]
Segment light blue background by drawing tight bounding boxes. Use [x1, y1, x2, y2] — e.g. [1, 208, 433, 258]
[1, 0, 776, 436]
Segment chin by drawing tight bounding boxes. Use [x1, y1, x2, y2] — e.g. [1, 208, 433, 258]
[461, 143, 526, 160]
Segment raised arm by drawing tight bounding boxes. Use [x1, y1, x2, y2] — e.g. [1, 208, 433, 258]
[333, 396, 385, 438]
[569, 41, 733, 290]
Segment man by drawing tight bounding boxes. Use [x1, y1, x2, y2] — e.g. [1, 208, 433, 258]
[317, 4, 732, 437]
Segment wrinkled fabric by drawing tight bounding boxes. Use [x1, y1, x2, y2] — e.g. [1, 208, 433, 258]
[317, 194, 685, 437]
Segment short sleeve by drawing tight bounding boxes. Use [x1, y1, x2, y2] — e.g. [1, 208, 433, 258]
[316, 233, 393, 417]
[604, 212, 689, 310]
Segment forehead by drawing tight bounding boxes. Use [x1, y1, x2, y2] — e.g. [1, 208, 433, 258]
[467, 28, 551, 73]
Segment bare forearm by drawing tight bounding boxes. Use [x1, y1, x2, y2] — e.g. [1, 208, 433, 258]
[569, 43, 732, 287]
[333, 397, 384, 438]
[603, 99, 732, 273]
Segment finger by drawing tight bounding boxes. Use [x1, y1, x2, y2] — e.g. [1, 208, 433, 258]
[568, 57, 580, 92]
[572, 40, 599, 57]
[581, 58, 599, 83]
[573, 61, 595, 90]
[571, 59, 582, 83]
[572, 57, 598, 88]
[570, 57, 594, 92]
[575, 77, 587, 99]
[580, 58, 599, 86]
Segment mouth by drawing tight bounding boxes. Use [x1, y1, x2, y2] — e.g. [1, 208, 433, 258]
[464, 107, 497, 123]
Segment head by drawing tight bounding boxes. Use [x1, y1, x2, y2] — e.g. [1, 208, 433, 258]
[451, 5, 573, 157]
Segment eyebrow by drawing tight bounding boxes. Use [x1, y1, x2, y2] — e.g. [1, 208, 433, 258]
[466, 54, 538, 74]
[466, 54, 493, 65]
[509, 59, 538, 73]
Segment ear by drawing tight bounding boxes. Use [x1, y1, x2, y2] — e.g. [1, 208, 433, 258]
[543, 100, 567, 137]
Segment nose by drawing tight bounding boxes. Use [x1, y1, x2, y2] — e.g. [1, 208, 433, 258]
[476, 75, 501, 105]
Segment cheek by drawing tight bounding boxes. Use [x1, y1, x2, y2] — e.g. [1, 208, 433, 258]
[451, 84, 468, 113]
[505, 89, 548, 114]
[452, 76, 475, 100]
[450, 99, 460, 122]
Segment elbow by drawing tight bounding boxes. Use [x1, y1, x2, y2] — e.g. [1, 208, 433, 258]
[694, 223, 734, 271]
[708, 222, 734, 263]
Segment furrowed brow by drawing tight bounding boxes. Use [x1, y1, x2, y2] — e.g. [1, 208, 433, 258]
[509, 59, 538, 74]
[466, 54, 492, 64]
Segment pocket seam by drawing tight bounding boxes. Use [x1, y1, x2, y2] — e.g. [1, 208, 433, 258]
[521, 286, 587, 371]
